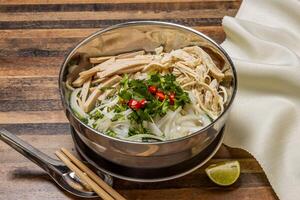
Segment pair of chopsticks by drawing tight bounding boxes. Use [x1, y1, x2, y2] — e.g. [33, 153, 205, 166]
[55, 148, 126, 200]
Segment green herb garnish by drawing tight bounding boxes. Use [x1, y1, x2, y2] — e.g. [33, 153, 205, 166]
[90, 110, 104, 120]
[118, 73, 190, 126]
[111, 113, 124, 121]
[106, 129, 117, 137]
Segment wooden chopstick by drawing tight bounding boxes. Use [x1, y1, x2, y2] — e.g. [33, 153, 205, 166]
[55, 150, 114, 200]
[60, 148, 127, 200]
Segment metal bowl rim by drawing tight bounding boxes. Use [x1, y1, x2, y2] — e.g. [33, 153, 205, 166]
[58, 20, 237, 145]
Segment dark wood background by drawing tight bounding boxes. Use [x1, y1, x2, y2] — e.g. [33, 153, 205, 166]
[0, 0, 278, 199]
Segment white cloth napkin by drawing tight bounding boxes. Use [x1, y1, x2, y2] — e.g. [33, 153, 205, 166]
[221, 0, 300, 199]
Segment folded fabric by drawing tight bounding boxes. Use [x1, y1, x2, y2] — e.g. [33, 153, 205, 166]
[221, 0, 300, 199]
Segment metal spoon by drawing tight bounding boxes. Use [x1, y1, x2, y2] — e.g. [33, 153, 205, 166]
[0, 129, 113, 198]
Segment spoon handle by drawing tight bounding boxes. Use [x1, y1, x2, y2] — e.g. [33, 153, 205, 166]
[0, 129, 64, 171]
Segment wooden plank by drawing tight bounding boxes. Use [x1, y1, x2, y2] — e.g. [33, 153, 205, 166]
[0, 66, 60, 77]
[0, 135, 74, 157]
[0, 49, 67, 58]
[0, 99, 62, 112]
[0, 26, 224, 39]
[0, 57, 63, 68]
[0, 0, 240, 5]
[0, 77, 59, 100]
[0, 57, 63, 76]
[0, 38, 78, 51]
[0, 48, 66, 57]
[0, 111, 68, 124]
[0, 1, 241, 12]
[0, 185, 277, 200]
[0, 18, 223, 29]
[114, 172, 269, 188]
[121, 187, 277, 200]
[0, 29, 98, 38]
[213, 145, 253, 159]
[0, 123, 69, 135]
[0, 10, 237, 21]
[0, 160, 267, 187]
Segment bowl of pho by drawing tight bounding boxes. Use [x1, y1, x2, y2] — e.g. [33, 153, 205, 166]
[59, 21, 237, 170]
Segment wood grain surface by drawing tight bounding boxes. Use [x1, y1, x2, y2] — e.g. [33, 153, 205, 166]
[0, 1, 278, 199]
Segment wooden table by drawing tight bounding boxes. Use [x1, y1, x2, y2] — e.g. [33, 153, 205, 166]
[0, 0, 278, 199]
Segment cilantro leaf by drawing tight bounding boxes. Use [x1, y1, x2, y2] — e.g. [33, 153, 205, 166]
[106, 129, 117, 137]
[118, 90, 132, 101]
[90, 110, 104, 120]
[111, 113, 124, 121]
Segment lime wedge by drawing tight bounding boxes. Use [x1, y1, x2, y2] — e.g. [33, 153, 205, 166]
[205, 160, 240, 186]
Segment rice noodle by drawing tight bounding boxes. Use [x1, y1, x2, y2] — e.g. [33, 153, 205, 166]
[70, 88, 88, 119]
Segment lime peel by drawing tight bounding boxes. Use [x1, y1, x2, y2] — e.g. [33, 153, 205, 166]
[205, 160, 240, 186]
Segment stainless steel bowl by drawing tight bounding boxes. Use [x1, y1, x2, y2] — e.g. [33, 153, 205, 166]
[59, 21, 237, 169]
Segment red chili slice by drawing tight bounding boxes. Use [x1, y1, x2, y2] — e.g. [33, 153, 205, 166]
[140, 99, 147, 108]
[128, 99, 141, 110]
[169, 92, 175, 105]
[155, 91, 165, 101]
[148, 85, 157, 94]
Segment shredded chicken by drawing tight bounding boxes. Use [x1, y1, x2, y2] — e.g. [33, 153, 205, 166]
[118, 65, 146, 74]
[83, 75, 121, 112]
[80, 78, 91, 105]
[96, 57, 153, 78]
[79, 57, 115, 78]
[91, 77, 107, 85]
[183, 46, 225, 81]
[116, 50, 145, 59]
[98, 83, 119, 101]
[89, 56, 113, 64]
